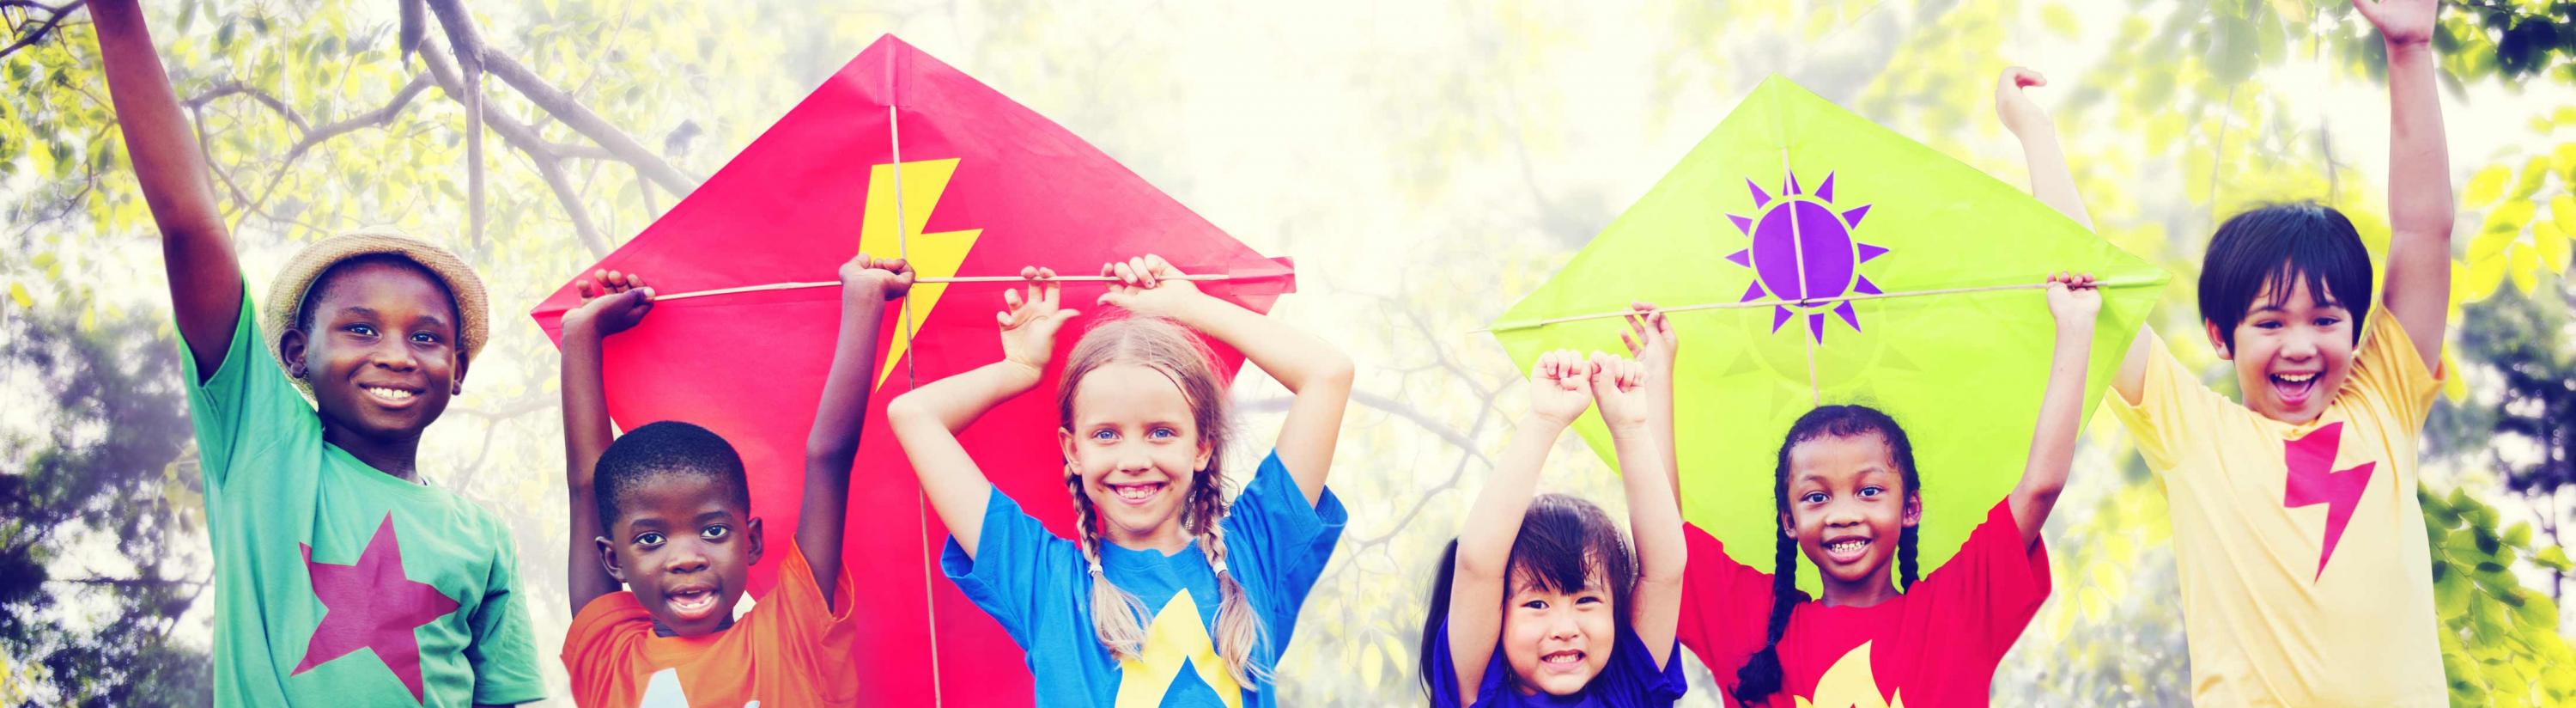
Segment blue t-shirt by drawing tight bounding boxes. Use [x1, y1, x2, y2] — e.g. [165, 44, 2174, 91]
[1425, 617, 1687, 707]
[942, 450, 1346, 706]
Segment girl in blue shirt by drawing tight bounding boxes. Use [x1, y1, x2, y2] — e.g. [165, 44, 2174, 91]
[889, 256, 1353, 706]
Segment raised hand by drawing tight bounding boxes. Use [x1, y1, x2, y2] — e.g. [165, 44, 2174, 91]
[568, 269, 656, 337]
[999, 266, 1079, 374]
[1620, 302, 1676, 377]
[2044, 272, 2101, 329]
[1097, 253, 1208, 318]
[2352, 0, 2438, 47]
[840, 253, 917, 300]
[1528, 349, 1596, 427]
[1995, 67, 2058, 139]
[1587, 352, 1652, 431]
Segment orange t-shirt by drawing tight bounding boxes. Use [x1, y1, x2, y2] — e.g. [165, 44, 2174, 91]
[562, 541, 859, 706]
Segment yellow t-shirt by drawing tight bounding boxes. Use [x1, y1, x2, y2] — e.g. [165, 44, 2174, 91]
[2108, 315, 2446, 707]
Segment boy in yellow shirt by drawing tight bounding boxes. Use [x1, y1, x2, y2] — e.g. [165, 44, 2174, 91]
[1999, 2, 2456, 705]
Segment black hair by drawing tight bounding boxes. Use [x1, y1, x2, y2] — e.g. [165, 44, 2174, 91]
[1735, 405, 1921, 706]
[2197, 202, 2372, 350]
[592, 421, 752, 528]
[1419, 493, 1637, 699]
[295, 253, 462, 334]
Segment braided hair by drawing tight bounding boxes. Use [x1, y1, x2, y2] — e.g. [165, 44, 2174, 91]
[1056, 315, 1270, 687]
[1734, 405, 1920, 706]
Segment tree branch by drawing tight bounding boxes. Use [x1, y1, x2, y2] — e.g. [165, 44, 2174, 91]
[422, 0, 696, 198]
[421, 41, 611, 257]
[0, 0, 82, 63]
[232, 72, 434, 233]
[184, 81, 310, 133]
[422, 0, 488, 249]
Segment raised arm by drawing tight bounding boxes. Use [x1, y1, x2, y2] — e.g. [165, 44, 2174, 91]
[1589, 352, 1685, 668]
[1446, 351, 1593, 705]
[1100, 254, 1353, 506]
[91, 0, 242, 375]
[1996, 66, 2155, 406]
[559, 271, 655, 613]
[884, 268, 1076, 558]
[1620, 304, 1681, 513]
[1996, 67, 2094, 231]
[2356, 0, 2453, 369]
[2011, 273, 2100, 548]
[799, 256, 914, 607]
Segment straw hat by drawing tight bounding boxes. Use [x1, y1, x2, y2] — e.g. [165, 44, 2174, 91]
[259, 229, 489, 395]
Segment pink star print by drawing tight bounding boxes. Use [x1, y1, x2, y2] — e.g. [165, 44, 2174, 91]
[290, 513, 460, 704]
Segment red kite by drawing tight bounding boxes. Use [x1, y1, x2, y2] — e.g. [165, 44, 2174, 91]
[532, 35, 1295, 706]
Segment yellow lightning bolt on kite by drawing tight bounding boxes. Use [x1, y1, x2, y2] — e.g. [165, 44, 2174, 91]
[857, 158, 982, 387]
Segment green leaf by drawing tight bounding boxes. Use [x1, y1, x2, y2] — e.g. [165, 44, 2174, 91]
[2482, 199, 2536, 237]
[2464, 164, 2512, 207]
[2507, 243, 2538, 294]
[7, 282, 28, 309]
[2536, 546, 2572, 571]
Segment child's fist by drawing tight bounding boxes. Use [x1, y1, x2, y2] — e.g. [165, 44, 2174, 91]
[999, 266, 1078, 374]
[1620, 302, 1676, 378]
[1097, 253, 1206, 317]
[840, 253, 916, 300]
[1588, 352, 1652, 430]
[2044, 272, 2101, 325]
[1527, 349, 1596, 426]
[1995, 67, 2056, 138]
[568, 269, 654, 337]
[2352, 0, 2438, 48]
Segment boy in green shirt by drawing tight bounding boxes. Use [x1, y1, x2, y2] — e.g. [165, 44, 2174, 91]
[93, 2, 543, 705]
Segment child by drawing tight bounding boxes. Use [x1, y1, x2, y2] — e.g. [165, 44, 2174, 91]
[1643, 271, 2099, 706]
[554, 256, 913, 705]
[91, 1, 542, 704]
[886, 256, 1354, 705]
[1418, 350, 1689, 706]
[2016, 2, 2458, 704]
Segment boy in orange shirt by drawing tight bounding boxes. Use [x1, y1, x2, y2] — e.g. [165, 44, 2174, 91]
[555, 256, 913, 705]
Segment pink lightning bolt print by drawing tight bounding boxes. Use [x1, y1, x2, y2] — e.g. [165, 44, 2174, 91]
[2282, 422, 2376, 583]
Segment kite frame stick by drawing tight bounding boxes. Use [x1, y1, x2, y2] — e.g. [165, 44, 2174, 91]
[1474, 276, 2163, 333]
[649, 273, 1247, 302]
[884, 62, 946, 708]
[1778, 146, 1823, 406]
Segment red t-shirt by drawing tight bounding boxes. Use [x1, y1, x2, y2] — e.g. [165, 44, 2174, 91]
[562, 540, 860, 706]
[1676, 499, 2050, 707]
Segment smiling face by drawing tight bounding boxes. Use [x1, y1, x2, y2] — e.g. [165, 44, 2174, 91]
[1059, 363, 1212, 550]
[598, 473, 762, 637]
[1783, 432, 1920, 603]
[1499, 562, 1617, 696]
[2208, 278, 2356, 424]
[282, 259, 466, 446]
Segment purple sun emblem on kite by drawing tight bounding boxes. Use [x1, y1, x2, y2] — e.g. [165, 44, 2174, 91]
[1725, 169, 1886, 342]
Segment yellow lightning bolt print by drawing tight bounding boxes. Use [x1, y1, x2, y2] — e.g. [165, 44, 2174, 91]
[856, 158, 983, 387]
[1113, 590, 1242, 708]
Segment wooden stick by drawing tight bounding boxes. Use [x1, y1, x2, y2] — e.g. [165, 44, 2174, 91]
[1477, 276, 2164, 333]
[650, 273, 1245, 302]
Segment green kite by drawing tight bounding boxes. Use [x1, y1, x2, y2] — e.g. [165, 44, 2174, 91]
[1489, 76, 2167, 590]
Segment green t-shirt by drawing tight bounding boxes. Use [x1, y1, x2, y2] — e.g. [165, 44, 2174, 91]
[182, 290, 543, 706]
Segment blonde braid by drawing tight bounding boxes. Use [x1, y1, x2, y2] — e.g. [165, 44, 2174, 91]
[1192, 468, 1273, 687]
[1070, 464, 1152, 662]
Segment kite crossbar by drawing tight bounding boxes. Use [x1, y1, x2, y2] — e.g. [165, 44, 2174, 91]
[1476, 275, 2165, 333]
[649, 273, 1249, 302]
